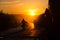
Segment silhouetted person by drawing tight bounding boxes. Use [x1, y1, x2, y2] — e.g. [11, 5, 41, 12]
[21, 19, 27, 30]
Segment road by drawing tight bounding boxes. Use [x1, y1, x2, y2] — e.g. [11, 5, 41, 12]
[0, 23, 40, 40]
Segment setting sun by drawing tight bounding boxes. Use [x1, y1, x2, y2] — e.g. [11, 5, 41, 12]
[29, 9, 36, 16]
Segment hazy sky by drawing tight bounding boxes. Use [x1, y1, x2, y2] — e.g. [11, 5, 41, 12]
[0, 0, 48, 14]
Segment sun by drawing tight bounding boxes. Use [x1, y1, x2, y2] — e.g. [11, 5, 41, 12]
[29, 9, 36, 16]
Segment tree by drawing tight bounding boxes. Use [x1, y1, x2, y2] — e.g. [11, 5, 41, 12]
[34, 8, 52, 40]
[0, 11, 18, 31]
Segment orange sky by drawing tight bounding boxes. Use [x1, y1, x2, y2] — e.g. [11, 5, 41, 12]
[0, 0, 48, 23]
[0, 0, 48, 14]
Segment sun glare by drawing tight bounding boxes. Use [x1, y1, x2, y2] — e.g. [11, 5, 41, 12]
[29, 9, 36, 16]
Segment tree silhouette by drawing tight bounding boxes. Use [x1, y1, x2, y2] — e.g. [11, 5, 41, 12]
[34, 8, 52, 40]
[0, 11, 18, 31]
[49, 0, 60, 40]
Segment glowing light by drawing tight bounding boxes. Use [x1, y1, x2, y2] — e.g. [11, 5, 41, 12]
[29, 23, 35, 29]
[31, 23, 34, 29]
[29, 9, 36, 16]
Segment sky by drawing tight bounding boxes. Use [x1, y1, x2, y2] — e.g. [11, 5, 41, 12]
[0, 0, 48, 14]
